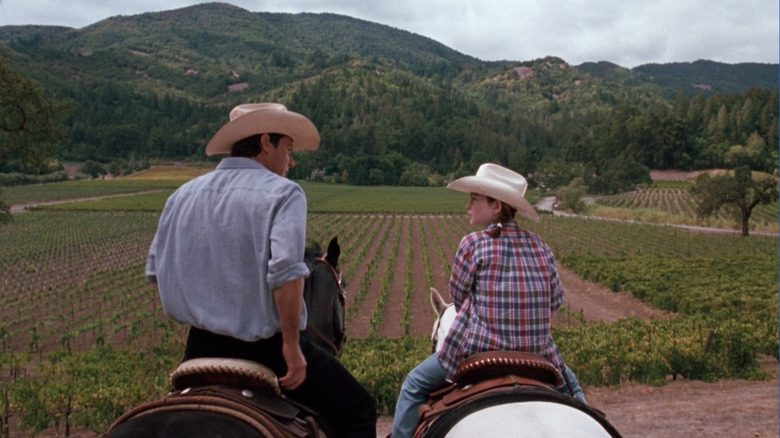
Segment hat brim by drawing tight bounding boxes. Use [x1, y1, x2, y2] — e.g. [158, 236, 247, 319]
[205, 109, 320, 156]
[448, 176, 539, 222]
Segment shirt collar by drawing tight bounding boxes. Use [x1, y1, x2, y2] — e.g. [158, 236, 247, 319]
[216, 156, 267, 170]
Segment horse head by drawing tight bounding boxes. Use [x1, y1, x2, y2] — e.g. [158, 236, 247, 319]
[430, 287, 456, 353]
[303, 236, 347, 356]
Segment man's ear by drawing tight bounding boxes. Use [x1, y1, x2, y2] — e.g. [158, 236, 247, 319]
[259, 134, 271, 153]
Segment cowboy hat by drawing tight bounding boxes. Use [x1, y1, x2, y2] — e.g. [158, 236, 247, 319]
[447, 163, 539, 222]
[205, 103, 320, 155]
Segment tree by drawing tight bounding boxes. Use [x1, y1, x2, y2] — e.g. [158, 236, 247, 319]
[0, 57, 69, 222]
[556, 177, 588, 213]
[724, 132, 766, 168]
[691, 166, 779, 236]
[81, 160, 106, 179]
[0, 58, 69, 172]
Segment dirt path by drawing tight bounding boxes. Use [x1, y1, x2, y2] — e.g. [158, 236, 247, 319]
[9, 189, 166, 213]
[555, 265, 672, 324]
[587, 368, 779, 438]
[554, 267, 778, 437]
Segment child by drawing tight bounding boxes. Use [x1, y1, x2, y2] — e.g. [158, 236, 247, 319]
[391, 163, 585, 438]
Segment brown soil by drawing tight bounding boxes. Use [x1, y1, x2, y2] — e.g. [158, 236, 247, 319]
[586, 365, 779, 438]
[552, 266, 778, 437]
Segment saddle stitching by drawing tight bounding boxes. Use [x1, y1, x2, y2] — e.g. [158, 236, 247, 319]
[453, 351, 562, 387]
[170, 357, 281, 396]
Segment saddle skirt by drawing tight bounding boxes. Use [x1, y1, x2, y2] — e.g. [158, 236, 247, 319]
[106, 358, 332, 438]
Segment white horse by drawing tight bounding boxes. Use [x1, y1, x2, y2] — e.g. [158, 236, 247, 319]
[423, 287, 622, 438]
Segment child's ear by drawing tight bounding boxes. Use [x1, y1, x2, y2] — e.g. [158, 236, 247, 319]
[493, 200, 503, 215]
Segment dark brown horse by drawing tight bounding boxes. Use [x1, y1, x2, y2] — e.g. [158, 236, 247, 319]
[302, 237, 346, 356]
[104, 237, 345, 438]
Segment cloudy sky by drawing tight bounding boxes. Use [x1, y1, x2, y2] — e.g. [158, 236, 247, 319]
[0, 0, 777, 68]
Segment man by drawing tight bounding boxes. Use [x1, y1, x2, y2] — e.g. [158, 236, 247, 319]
[146, 103, 377, 437]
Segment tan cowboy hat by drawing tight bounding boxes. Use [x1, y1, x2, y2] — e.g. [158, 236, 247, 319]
[447, 163, 539, 222]
[205, 103, 320, 155]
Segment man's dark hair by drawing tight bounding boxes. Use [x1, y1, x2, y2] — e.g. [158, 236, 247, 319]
[231, 133, 285, 157]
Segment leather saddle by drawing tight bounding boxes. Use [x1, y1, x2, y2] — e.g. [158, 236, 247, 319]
[414, 351, 622, 438]
[415, 351, 565, 436]
[106, 358, 331, 438]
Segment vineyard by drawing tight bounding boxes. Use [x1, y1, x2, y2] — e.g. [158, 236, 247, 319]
[592, 183, 778, 233]
[0, 169, 777, 436]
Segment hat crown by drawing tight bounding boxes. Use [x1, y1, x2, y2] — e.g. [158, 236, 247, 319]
[205, 102, 319, 155]
[229, 103, 287, 121]
[476, 163, 528, 197]
[446, 162, 539, 222]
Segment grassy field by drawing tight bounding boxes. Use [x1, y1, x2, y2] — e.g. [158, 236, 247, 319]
[7, 166, 774, 233]
[8, 168, 539, 214]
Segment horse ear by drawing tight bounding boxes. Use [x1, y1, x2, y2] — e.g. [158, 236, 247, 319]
[430, 287, 448, 316]
[325, 236, 340, 268]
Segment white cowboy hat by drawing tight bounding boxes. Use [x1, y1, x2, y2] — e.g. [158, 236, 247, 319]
[205, 103, 320, 155]
[447, 163, 539, 222]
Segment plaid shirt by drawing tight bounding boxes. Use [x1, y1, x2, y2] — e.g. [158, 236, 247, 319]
[437, 222, 565, 380]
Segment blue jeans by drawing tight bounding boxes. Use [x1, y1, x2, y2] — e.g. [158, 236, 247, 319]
[561, 363, 587, 403]
[392, 354, 587, 438]
[392, 354, 447, 438]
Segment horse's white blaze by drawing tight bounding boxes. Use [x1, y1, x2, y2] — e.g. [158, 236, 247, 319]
[444, 402, 613, 438]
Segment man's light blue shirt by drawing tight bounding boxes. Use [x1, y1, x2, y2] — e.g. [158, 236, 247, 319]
[146, 157, 310, 341]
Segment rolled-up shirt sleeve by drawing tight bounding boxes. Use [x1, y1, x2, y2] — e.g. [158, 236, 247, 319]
[266, 186, 310, 290]
[145, 232, 159, 284]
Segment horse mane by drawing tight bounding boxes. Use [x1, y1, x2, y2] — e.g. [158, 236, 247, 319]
[303, 237, 345, 357]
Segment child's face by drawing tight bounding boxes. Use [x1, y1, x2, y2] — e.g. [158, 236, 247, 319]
[466, 193, 499, 227]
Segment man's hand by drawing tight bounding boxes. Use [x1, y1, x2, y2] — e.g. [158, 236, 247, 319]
[279, 340, 307, 390]
[274, 277, 306, 390]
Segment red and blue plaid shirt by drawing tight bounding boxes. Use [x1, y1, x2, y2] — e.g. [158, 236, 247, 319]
[437, 222, 565, 379]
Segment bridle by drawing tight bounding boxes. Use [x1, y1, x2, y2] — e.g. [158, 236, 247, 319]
[316, 255, 346, 295]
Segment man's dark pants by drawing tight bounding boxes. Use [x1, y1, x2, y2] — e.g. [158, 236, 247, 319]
[185, 327, 377, 438]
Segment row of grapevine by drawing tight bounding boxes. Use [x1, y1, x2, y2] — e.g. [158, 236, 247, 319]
[2, 211, 776, 354]
[0, 212, 162, 356]
[595, 186, 778, 229]
[0, 209, 777, 435]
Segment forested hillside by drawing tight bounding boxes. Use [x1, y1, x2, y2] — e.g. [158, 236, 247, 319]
[0, 2, 777, 192]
